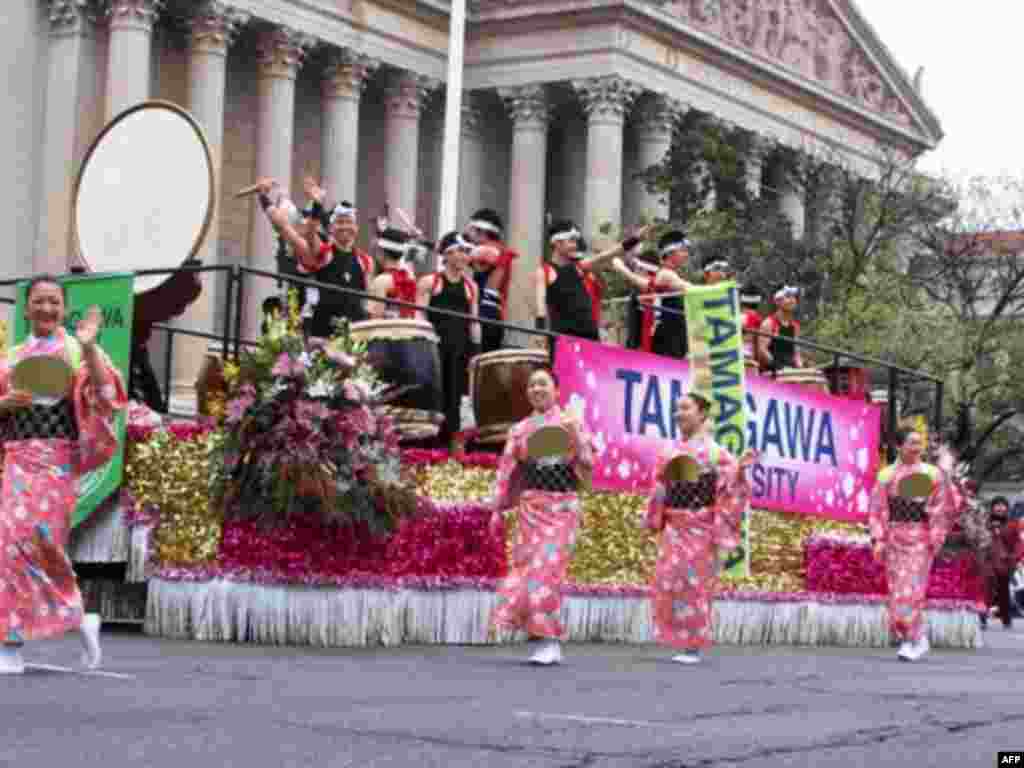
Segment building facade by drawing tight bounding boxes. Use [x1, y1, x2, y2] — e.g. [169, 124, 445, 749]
[2, 0, 942, 403]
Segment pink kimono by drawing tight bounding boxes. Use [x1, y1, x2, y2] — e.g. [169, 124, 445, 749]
[489, 406, 594, 639]
[868, 460, 960, 642]
[645, 435, 750, 650]
[0, 329, 126, 644]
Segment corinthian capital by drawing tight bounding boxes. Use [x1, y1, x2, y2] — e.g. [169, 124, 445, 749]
[104, 0, 163, 32]
[323, 49, 380, 101]
[255, 26, 317, 81]
[498, 84, 549, 129]
[383, 71, 440, 119]
[188, 1, 251, 55]
[48, 0, 98, 37]
[571, 75, 642, 123]
[635, 93, 689, 141]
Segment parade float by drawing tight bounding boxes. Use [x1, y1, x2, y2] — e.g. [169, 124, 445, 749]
[60, 291, 983, 651]
[35, 101, 981, 651]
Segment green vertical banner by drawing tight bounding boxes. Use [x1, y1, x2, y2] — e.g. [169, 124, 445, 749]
[684, 280, 750, 576]
[12, 273, 135, 527]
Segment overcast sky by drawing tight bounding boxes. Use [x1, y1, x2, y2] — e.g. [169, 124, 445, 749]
[854, 2, 1022, 180]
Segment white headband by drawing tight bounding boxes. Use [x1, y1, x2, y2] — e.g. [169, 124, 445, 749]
[659, 240, 689, 258]
[774, 285, 800, 301]
[443, 234, 472, 254]
[703, 260, 731, 273]
[740, 292, 762, 304]
[469, 219, 502, 235]
[550, 228, 581, 243]
[329, 204, 357, 224]
[377, 238, 408, 254]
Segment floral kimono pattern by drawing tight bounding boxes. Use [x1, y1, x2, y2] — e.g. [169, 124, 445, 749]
[0, 329, 126, 644]
[645, 436, 750, 650]
[868, 460, 960, 642]
[490, 406, 594, 639]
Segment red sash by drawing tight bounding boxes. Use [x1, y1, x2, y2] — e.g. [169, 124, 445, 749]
[387, 267, 418, 318]
[640, 275, 659, 352]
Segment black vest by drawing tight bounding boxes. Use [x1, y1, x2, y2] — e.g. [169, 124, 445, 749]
[547, 263, 598, 341]
[309, 248, 368, 337]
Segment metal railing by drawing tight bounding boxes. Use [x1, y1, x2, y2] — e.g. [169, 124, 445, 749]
[2, 265, 943, 459]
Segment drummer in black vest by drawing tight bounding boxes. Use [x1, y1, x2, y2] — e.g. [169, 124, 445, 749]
[257, 177, 374, 339]
[534, 220, 650, 345]
[610, 229, 691, 358]
[758, 285, 805, 373]
[465, 208, 519, 353]
[302, 179, 375, 337]
[417, 232, 481, 448]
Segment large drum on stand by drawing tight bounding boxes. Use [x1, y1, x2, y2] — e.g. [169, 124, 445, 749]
[349, 319, 443, 441]
[73, 100, 215, 411]
[776, 367, 830, 394]
[469, 348, 549, 444]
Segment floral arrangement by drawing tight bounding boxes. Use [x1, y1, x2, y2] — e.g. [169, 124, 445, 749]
[210, 293, 417, 534]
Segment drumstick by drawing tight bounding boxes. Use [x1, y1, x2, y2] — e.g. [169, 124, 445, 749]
[234, 183, 264, 199]
[394, 206, 423, 238]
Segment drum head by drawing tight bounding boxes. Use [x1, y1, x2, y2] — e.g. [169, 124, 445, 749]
[663, 455, 702, 483]
[527, 426, 571, 459]
[897, 472, 934, 500]
[74, 101, 215, 295]
[11, 355, 74, 400]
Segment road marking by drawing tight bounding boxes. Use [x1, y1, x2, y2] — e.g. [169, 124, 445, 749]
[515, 711, 676, 729]
[24, 663, 136, 681]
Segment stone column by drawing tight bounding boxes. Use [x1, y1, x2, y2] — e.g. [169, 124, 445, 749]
[322, 49, 378, 203]
[499, 85, 549, 330]
[773, 151, 805, 239]
[631, 93, 687, 224]
[745, 133, 772, 199]
[456, 92, 484, 227]
[104, 0, 162, 119]
[383, 70, 437, 222]
[244, 25, 315, 343]
[37, 0, 100, 273]
[167, 1, 249, 411]
[572, 75, 641, 246]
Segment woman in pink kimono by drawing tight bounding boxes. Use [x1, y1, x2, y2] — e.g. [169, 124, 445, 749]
[869, 429, 961, 662]
[0, 275, 127, 675]
[488, 367, 593, 666]
[645, 392, 755, 664]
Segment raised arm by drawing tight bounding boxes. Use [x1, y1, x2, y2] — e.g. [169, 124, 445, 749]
[611, 258, 654, 292]
[258, 178, 314, 267]
[579, 225, 652, 272]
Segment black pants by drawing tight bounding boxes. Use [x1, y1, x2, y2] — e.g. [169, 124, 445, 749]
[989, 568, 1013, 627]
[437, 334, 474, 444]
[479, 294, 504, 354]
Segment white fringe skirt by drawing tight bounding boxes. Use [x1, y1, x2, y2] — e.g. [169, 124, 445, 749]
[145, 578, 982, 650]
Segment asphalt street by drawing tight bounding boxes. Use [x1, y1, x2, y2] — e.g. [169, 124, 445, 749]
[3, 624, 1023, 768]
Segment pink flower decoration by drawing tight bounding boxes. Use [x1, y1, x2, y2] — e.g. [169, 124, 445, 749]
[272, 353, 305, 378]
[226, 395, 254, 425]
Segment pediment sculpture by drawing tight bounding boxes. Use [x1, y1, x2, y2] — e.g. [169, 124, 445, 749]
[662, 0, 912, 125]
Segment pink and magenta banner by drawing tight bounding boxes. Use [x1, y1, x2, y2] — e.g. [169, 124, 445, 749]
[553, 337, 882, 522]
